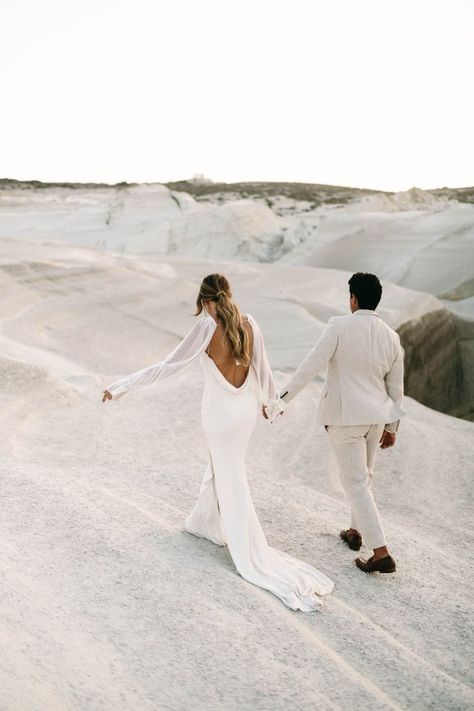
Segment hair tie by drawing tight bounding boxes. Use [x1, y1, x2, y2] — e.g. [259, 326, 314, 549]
[215, 290, 226, 299]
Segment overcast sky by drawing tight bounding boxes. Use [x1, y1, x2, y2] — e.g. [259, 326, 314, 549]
[1, 0, 472, 190]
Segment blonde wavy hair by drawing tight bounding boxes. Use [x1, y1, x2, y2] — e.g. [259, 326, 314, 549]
[195, 274, 251, 367]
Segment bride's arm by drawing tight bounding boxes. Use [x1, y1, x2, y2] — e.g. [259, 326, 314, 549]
[247, 315, 286, 422]
[103, 316, 217, 400]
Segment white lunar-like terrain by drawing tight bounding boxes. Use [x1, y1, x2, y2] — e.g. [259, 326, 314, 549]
[0, 182, 473, 710]
[2, 183, 472, 310]
[0, 184, 284, 261]
[2, 181, 473, 419]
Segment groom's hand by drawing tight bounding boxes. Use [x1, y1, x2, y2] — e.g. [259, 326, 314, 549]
[380, 430, 396, 449]
[262, 405, 284, 421]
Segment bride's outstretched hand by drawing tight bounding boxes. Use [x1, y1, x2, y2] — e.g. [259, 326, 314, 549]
[102, 390, 112, 403]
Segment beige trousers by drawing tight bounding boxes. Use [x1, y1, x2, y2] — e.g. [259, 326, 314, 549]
[326, 423, 386, 550]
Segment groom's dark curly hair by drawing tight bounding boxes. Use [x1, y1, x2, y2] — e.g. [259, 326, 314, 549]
[348, 272, 382, 310]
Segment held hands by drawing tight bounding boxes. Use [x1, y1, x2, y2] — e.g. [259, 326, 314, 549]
[102, 390, 112, 403]
[379, 429, 396, 449]
[261, 404, 284, 422]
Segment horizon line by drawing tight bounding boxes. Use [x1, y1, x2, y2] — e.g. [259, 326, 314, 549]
[1, 177, 473, 194]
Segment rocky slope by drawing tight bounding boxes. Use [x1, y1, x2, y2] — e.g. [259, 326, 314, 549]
[0, 240, 473, 709]
[1, 180, 473, 419]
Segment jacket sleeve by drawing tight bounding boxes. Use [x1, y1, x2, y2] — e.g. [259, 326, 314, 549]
[106, 316, 217, 399]
[281, 317, 339, 403]
[384, 336, 404, 433]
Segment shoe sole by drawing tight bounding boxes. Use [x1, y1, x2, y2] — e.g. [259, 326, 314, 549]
[356, 562, 396, 574]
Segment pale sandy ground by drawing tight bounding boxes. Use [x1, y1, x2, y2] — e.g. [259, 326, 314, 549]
[0, 237, 473, 710]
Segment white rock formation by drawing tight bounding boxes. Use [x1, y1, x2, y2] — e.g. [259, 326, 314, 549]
[3, 181, 472, 415]
[0, 184, 287, 261]
[279, 192, 474, 309]
[0, 238, 473, 709]
[2, 183, 472, 316]
[1, 180, 474, 709]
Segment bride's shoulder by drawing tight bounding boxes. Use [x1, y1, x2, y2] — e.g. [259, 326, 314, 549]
[243, 312, 261, 329]
[241, 313, 256, 331]
[200, 313, 217, 323]
[193, 314, 218, 332]
[242, 315, 258, 343]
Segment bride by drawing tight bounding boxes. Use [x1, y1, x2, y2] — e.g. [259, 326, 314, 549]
[103, 273, 333, 611]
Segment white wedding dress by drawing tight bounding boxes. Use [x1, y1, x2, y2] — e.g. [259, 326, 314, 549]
[107, 314, 334, 611]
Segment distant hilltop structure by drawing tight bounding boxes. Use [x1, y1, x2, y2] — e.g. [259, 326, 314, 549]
[190, 173, 213, 185]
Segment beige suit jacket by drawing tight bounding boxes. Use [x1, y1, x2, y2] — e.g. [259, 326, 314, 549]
[282, 309, 405, 431]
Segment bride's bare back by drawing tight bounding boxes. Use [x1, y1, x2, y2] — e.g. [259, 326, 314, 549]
[206, 316, 253, 388]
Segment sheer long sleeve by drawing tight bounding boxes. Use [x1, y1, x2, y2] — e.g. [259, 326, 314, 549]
[247, 314, 286, 422]
[106, 316, 217, 399]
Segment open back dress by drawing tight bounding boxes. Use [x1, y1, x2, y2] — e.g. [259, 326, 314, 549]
[107, 314, 334, 611]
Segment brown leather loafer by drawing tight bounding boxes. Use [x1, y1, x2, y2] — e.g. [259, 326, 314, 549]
[339, 529, 362, 551]
[355, 555, 396, 574]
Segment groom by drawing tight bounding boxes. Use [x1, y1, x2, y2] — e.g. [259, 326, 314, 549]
[280, 272, 404, 574]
